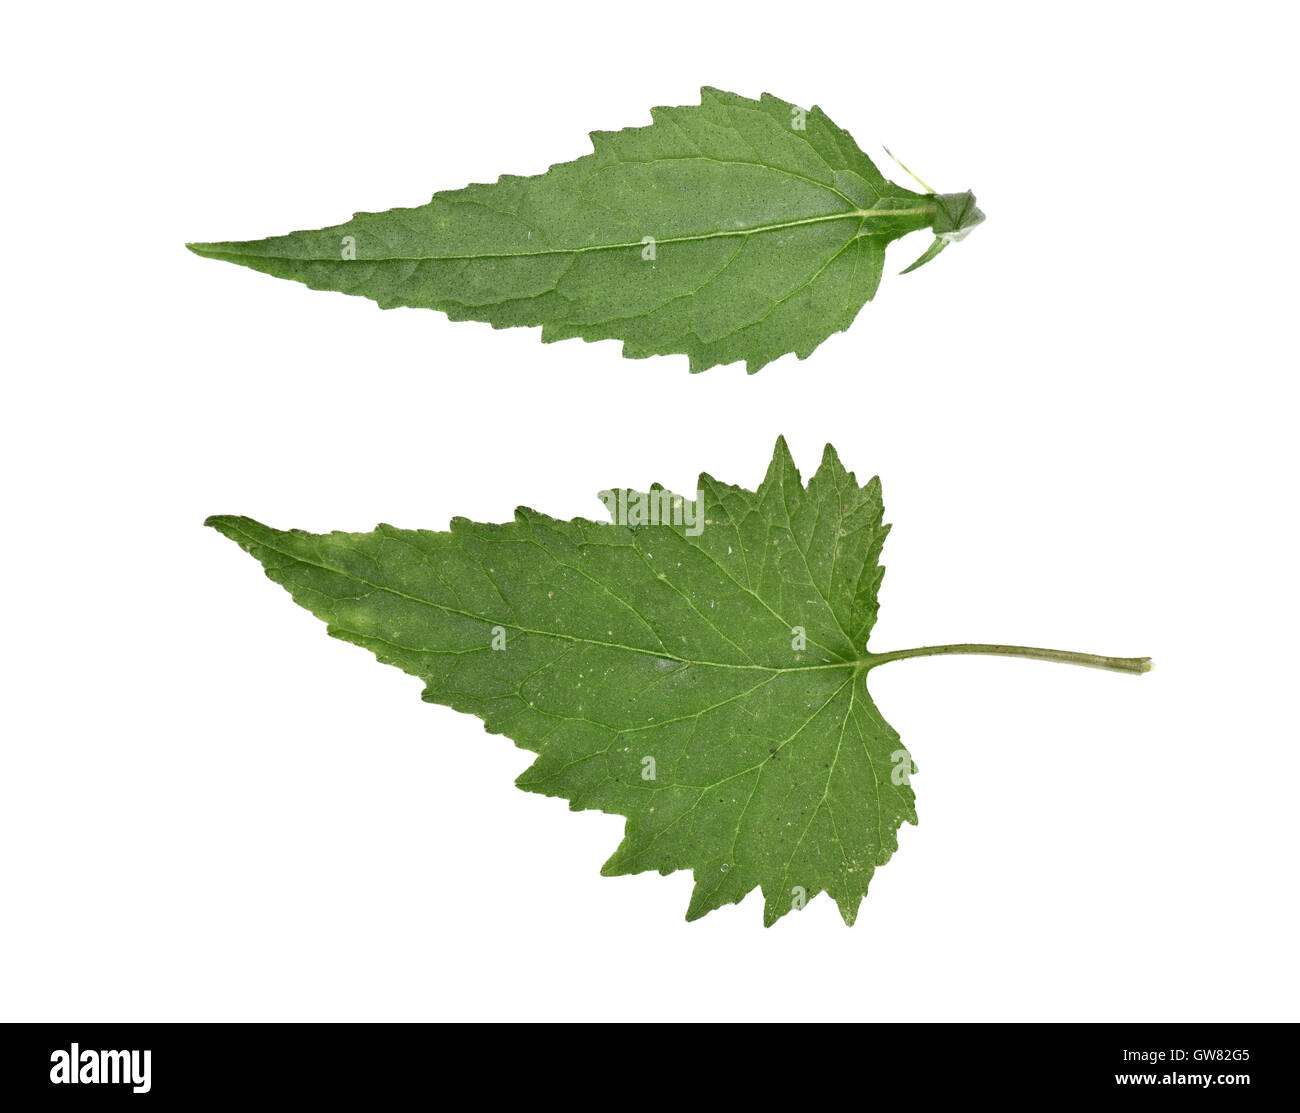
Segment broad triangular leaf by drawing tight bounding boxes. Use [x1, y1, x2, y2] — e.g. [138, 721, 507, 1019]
[207, 440, 1147, 925]
[189, 88, 984, 373]
[210, 440, 907, 924]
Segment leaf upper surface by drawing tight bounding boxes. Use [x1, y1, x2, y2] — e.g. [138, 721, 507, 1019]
[188, 88, 980, 372]
[208, 439, 916, 924]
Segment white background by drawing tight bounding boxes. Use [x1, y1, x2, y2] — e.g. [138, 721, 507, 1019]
[3, 1, 1297, 1022]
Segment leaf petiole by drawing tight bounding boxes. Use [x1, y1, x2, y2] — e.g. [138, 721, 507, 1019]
[863, 644, 1152, 675]
[881, 145, 936, 194]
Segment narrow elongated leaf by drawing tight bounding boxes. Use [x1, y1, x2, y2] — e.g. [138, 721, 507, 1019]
[189, 87, 983, 373]
[208, 440, 1148, 925]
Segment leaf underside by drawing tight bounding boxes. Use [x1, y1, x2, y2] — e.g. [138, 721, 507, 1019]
[208, 439, 917, 925]
[188, 87, 957, 373]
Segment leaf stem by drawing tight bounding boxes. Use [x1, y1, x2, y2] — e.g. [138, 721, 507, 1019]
[881, 145, 937, 194]
[863, 644, 1152, 675]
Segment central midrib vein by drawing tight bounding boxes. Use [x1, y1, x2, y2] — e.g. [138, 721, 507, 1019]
[220, 520, 861, 675]
[218, 523, 1150, 679]
[200, 205, 937, 264]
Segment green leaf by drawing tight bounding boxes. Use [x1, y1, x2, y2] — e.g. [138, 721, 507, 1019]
[207, 440, 1147, 925]
[188, 87, 984, 373]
